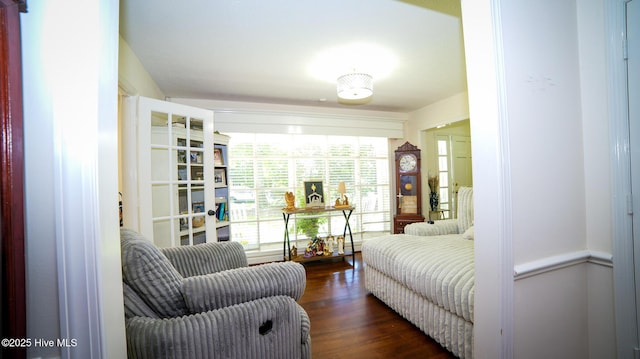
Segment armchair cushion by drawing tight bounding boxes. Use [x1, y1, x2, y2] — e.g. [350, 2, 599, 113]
[181, 262, 306, 313]
[121, 229, 188, 318]
[161, 241, 248, 277]
[123, 282, 160, 319]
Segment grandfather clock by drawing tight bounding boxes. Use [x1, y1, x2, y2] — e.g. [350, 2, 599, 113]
[393, 142, 425, 233]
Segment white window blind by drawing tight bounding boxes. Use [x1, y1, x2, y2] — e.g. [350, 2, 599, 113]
[226, 133, 391, 253]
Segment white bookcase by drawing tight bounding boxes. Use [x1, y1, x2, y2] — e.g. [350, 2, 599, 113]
[213, 133, 231, 241]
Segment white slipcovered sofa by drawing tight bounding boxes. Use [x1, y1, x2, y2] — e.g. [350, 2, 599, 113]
[362, 187, 475, 358]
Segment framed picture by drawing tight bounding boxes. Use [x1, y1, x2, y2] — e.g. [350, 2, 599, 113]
[190, 151, 202, 164]
[192, 201, 205, 214]
[214, 148, 224, 166]
[304, 181, 324, 208]
[214, 168, 226, 185]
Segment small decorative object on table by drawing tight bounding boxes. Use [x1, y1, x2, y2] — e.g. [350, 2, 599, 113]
[316, 238, 325, 256]
[428, 174, 439, 224]
[304, 181, 324, 208]
[304, 237, 327, 257]
[326, 235, 334, 253]
[337, 236, 345, 255]
[304, 241, 315, 258]
[334, 182, 350, 208]
[323, 242, 331, 256]
[284, 191, 296, 210]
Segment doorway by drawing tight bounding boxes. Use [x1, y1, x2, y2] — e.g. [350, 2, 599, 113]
[422, 119, 472, 220]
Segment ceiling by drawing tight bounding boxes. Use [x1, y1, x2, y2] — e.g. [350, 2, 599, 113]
[119, 0, 467, 113]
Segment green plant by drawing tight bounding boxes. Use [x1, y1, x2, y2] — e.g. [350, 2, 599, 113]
[296, 216, 327, 239]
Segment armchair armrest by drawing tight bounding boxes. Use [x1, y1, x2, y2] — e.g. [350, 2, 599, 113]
[181, 262, 306, 313]
[125, 296, 311, 359]
[161, 241, 248, 277]
[403, 219, 459, 236]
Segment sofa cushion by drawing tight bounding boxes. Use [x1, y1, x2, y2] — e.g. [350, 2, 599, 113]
[121, 229, 188, 318]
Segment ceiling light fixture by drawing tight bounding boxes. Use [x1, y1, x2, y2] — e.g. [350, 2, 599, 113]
[337, 72, 373, 100]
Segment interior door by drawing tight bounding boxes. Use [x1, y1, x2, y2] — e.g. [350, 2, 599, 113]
[123, 96, 216, 247]
[628, 0, 640, 347]
[451, 135, 473, 188]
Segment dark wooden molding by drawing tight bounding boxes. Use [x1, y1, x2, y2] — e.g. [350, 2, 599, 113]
[0, 1, 26, 358]
[395, 141, 420, 159]
[0, 0, 26, 13]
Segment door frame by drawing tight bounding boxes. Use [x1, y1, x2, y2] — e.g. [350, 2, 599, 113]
[609, 0, 640, 357]
[0, 1, 26, 358]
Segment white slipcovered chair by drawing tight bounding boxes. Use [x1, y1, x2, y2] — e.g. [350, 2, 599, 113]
[404, 186, 474, 237]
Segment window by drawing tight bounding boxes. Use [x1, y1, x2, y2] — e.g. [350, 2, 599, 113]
[436, 136, 451, 219]
[227, 133, 390, 252]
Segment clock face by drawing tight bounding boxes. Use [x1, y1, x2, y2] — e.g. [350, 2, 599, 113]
[399, 154, 417, 172]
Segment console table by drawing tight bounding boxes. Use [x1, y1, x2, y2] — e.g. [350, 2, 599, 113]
[282, 206, 355, 265]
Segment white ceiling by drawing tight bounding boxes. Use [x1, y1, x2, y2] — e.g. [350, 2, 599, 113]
[119, 0, 467, 113]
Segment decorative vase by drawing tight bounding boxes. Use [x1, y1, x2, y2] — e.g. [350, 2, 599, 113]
[429, 191, 439, 211]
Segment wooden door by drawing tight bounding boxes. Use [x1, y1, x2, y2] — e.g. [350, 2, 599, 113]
[451, 135, 473, 188]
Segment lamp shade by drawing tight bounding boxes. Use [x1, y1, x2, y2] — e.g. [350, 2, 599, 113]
[337, 73, 373, 100]
[337, 182, 346, 194]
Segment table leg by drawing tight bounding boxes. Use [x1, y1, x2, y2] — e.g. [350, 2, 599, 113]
[283, 213, 291, 261]
[342, 209, 355, 265]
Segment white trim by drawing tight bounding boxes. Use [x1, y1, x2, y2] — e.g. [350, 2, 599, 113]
[607, 0, 639, 357]
[122, 96, 140, 231]
[513, 250, 614, 280]
[489, 1, 515, 358]
[32, 0, 127, 357]
[460, 0, 511, 356]
[169, 98, 406, 138]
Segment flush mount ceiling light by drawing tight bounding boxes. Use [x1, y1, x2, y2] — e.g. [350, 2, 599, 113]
[337, 72, 373, 100]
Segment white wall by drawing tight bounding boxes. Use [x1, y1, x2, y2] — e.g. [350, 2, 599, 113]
[405, 91, 469, 145]
[576, 0, 616, 356]
[459, 0, 616, 357]
[118, 36, 165, 99]
[22, 1, 126, 358]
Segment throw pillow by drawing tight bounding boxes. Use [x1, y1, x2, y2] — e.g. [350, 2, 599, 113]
[462, 225, 474, 240]
[121, 229, 188, 318]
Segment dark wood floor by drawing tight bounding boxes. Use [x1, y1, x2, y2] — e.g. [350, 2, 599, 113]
[298, 252, 456, 359]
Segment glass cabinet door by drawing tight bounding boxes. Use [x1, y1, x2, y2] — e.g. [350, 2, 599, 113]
[131, 96, 215, 247]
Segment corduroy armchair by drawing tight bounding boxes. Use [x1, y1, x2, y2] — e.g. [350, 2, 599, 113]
[120, 228, 311, 359]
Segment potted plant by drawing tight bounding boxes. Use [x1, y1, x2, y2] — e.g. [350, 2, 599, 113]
[296, 216, 326, 239]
